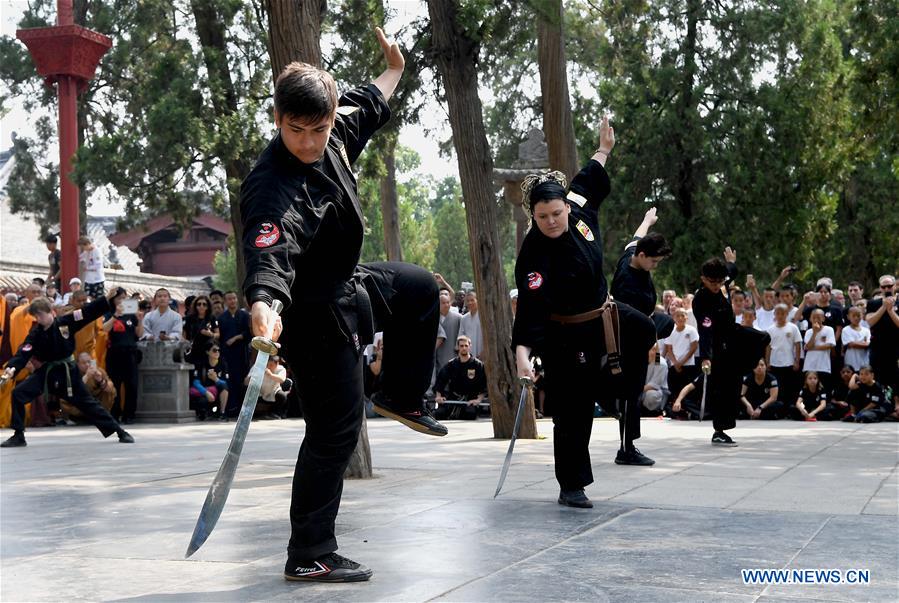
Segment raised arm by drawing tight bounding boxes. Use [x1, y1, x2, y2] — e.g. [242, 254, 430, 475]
[371, 27, 404, 102]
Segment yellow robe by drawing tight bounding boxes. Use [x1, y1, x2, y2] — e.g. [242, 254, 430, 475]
[0, 305, 36, 427]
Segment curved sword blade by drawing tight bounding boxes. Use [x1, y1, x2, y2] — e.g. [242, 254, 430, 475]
[494, 382, 530, 498]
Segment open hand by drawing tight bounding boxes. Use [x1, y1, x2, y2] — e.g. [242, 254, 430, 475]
[723, 246, 736, 263]
[598, 115, 615, 154]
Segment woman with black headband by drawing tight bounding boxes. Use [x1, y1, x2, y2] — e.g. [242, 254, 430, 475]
[512, 116, 657, 508]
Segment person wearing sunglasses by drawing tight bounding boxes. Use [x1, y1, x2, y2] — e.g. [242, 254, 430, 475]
[865, 275, 899, 414]
[189, 342, 230, 421]
[183, 294, 219, 366]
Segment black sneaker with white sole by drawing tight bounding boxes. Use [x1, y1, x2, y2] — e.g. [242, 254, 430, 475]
[711, 431, 738, 447]
[371, 393, 448, 437]
[284, 552, 373, 582]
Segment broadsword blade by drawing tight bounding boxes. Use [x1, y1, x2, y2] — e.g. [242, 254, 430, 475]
[494, 381, 530, 498]
[185, 300, 282, 558]
[699, 372, 708, 422]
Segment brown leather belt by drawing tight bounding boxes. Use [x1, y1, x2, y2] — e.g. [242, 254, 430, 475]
[550, 300, 622, 374]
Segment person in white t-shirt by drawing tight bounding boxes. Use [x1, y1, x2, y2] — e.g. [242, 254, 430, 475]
[803, 308, 836, 393]
[663, 308, 699, 402]
[77, 236, 106, 299]
[765, 303, 803, 407]
[753, 287, 777, 331]
[841, 306, 871, 371]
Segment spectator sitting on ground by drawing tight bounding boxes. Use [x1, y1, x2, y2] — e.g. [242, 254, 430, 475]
[433, 335, 488, 420]
[142, 288, 183, 341]
[791, 371, 828, 421]
[819, 365, 853, 421]
[190, 343, 230, 421]
[842, 366, 890, 423]
[250, 355, 292, 419]
[740, 358, 783, 420]
[72, 352, 116, 419]
[841, 306, 871, 372]
[640, 343, 668, 415]
[668, 372, 708, 421]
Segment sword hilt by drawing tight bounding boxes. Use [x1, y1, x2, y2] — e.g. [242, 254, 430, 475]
[250, 299, 283, 355]
[518, 376, 533, 388]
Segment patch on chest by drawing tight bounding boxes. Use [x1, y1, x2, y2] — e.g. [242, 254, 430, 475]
[59, 325, 70, 339]
[702, 316, 712, 328]
[254, 222, 281, 248]
[575, 219, 594, 241]
[467, 368, 476, 379]
[527, 272, 544, 290]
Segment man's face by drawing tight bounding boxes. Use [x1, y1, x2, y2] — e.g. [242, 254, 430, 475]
[465, 293, 478, 314]
[662, 290, 676, 307]
[154, 290, 170, 308]
[77, 354, 91, 375]
[213, 301, 224, 316]
[25, 286, 41, 301]
[210, 293, 223, 305]
[817, 288, 831, 305]
[700, 276, 724, 294]
[880, 279, 896, 297]
[780, 289, 795, 305]
[46, 241, 56, 251]
[848, 284, 862, 302]
[439, 293, 451, 316]
[225, 293, 239, 311]
[532, 198, 571, 239]
[275, 111, 334, 164]
[762, 290, 776, 309]
[457, 340, 471, 358]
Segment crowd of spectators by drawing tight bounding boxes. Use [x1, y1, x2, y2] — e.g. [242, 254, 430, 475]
[1, 236, 896, 430]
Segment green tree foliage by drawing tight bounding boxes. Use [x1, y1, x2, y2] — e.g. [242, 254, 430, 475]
[212, 234, 238, 292]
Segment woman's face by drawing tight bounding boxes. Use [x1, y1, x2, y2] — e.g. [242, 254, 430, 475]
[532, 198, 571, 239]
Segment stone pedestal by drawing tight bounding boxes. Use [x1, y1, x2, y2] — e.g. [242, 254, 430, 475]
[136, 341, 195, 423]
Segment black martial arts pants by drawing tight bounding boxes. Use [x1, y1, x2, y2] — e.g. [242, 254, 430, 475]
[543, 302, 656, 491]
[106, 347, 139, 421]
[11, 364, 120, 436]
[283, 261, 438, 560]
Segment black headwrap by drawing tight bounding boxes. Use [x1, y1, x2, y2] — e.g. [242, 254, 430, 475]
[529, 181, 566, 204]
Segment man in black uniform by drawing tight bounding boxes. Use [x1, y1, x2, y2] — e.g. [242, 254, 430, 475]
[241, 28, 446, 583]
[1, 290, 134, 448]
[692, 251, 742, 446]
[609, 207, 671, 465]
[433, 335, 488, 420]
[513, 116, 657, 509]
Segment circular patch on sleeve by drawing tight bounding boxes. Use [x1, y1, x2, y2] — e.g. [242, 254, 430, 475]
[22, 344, 32, 352]
[702, 316, 712, 327]
[254, 222, 281, 248]
[527, 272, 544, 290]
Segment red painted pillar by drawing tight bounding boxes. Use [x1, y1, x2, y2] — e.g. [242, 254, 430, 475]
[58, 74, 79, 291]
[16, 0, 110, 293]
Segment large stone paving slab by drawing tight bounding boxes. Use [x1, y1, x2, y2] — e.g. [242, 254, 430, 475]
[1, 418, 896, 602]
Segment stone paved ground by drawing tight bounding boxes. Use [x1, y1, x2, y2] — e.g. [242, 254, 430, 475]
[1, 417, 897, 602]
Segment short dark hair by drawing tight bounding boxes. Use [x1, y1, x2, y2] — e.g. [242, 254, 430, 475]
[763, 287, 776, 294]
[27, 297, 54, 316]
[848, 281, 862, 288]
[701, 257, 728, 280]
[635, 232, 672, 258]
[274, 62, 338, 123]
[210, 290, 224, 298]
[44, 234, 58, 244]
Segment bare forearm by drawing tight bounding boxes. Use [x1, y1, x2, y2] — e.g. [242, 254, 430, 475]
[371, 68, 402, 102]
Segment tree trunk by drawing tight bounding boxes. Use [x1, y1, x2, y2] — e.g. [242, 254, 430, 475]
[379, 135, 403, 261]
[261, 0, 373, 477]
[536, 0, 579, 181]
[427, 0, 536, 440]
[264, 0, 326, 75]
[674, 0, 700, 220]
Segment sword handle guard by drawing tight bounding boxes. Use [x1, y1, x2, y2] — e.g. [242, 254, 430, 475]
[517, 376, 533, 388]
[701, 364, 711, 376]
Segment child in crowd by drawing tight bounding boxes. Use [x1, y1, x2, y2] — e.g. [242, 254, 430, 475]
[740, 358, 783, 419]
[803, 309, 835, 394]
[841, 306, 871, 372]
[818, 365, 854, 421]
[842, 366, 890, 423]
[792, 371, 828, 421]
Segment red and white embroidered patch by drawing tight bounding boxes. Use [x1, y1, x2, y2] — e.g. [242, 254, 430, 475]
[254, 222, 281, 248]
[702, 316, 712, 328]
[527, 272, 543, 290]
[22, 344, 32, 352]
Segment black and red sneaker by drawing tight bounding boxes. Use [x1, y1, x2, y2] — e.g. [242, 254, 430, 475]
[284, 552, 373, 582]
[371, 393, 448, 437]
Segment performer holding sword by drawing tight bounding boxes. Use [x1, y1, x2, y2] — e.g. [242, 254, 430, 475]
[511, 116, 656, 509]
[240, 27, 446, 582]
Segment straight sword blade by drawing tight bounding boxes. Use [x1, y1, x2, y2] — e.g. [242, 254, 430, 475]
[494, 380, 530, 499]
[699, 370, 709, 422]
[185, 300, 282, 558]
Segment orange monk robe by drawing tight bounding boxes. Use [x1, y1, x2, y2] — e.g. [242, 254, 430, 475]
[0, 305, 36, 427]
[74, 316, 103, 360]
[94, 325, 109, 371]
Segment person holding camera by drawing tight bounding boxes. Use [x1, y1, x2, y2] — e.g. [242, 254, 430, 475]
[1, 288, 134, 448]
[103, 295, 144, 423]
